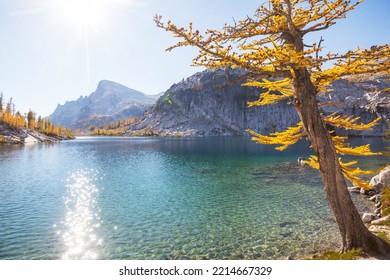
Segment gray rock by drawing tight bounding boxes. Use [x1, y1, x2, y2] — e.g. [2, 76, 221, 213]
[360, 188, 370, 195]
[369, 195, 379, 202]
[370, 175, 381, 187]
[369, 167, 390, 191]
[128, 69, 390, 137]
[348, 187, 361, 193]
[378, 166, 390, 187]
[297, 157, 306, 166]
[370, 178, 384, 193]
[371, 215, 390, 225]
[362, 213, 377, 223]
[48, 80, 159, 129]
[0, 124, 66, 144]
[368, 190, 377, 196]
[374, 208, 381, 215]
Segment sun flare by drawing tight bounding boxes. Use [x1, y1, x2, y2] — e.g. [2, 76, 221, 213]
[54, 0, 111, 32]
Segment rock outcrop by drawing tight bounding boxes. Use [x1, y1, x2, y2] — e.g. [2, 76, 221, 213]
[318, 76, 390, 137]
[370, 166, 390, 192]
[49, 80, 159, 129]
[0, 124, 71, 144]
[128, 68, 390, 137]
[129, 69, 299, 136]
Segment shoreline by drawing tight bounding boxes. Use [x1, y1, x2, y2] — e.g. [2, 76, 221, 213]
[0, 124, 74, 144]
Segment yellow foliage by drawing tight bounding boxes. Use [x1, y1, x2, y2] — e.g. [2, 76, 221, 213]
[340, 159, 381, 190]
[0, 94, 72, 138]
[155, 0, 389, 193]
[246, 78, 294, 106]
[304, 156, 379, 189]
[248, 122, 305, 151]
[303, 155, 320, 170]
[332, 135, 381, 156]
[324, 112, 381, 131]
[91, 128, 125, 136]
[336, 144, 381, 157]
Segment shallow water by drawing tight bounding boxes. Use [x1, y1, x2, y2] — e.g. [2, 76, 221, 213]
[0, 136, 387, 259]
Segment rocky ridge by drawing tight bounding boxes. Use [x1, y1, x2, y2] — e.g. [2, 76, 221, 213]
[129, 69, 299, 136]
[49, 80, 159, 129]
[128, 68, 390, 137]
[347, 166, 390, 245]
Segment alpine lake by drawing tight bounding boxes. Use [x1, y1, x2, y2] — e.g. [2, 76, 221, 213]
[0, 136, 388, 260]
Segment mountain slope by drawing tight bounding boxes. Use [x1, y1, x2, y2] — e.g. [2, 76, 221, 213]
[49, 80, 158, 129]
[129, 69, 389, 137]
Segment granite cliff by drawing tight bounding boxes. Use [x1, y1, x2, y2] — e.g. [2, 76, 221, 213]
[128, 69, 389, 137]
[49, 80, 158, 129]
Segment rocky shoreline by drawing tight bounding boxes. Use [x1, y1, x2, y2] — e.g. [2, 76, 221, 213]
[348, 166, 390, 243]
[0, 124, 73, 144]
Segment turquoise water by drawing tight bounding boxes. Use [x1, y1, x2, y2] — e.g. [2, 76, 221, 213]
[0, 137, 387, 260]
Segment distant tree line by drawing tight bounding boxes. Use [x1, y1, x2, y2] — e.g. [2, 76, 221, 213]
[0, 92, 73, 138]
[88, 117, 138, 136]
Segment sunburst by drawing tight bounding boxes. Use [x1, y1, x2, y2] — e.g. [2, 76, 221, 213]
[54, 0, 111, 33]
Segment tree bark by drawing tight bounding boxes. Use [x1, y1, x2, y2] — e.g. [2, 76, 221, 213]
[292, 68, 390, 258]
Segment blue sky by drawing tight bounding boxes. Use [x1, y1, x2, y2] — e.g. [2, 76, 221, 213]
[0, 0, 389, 117]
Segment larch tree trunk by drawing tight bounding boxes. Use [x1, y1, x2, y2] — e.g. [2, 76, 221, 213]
[292, 67, 390, 258]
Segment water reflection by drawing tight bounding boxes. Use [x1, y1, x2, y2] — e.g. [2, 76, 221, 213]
[59, 169, 102, 259]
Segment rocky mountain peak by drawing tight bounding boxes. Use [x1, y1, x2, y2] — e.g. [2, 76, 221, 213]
[49, 80, 158, 129]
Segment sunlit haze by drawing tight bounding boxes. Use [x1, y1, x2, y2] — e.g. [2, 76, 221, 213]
[54, 0, 111, 32]
[0, 0, 389, 117]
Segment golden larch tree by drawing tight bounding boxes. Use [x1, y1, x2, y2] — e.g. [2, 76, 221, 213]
[155, 0, 390, 257]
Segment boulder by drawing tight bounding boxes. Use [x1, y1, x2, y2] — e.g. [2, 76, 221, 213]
[368, 190, 377, 196]
[348, 187, 361, 193]
[297, 157, 306, 167]
[371, 215, 390, 225]
[378, 166, 390, 187]
[370, 175, 381, 187]
[370, 166, 390, 192]
[369, 195, 379, 202]
[360, 188, 370, 195]
[362, 213, 376, 223]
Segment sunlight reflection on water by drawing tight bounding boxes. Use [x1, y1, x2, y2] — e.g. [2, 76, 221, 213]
[58, 169, 102, 260]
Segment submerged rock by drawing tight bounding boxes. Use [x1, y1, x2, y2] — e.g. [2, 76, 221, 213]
[279, 221, 299, 228]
